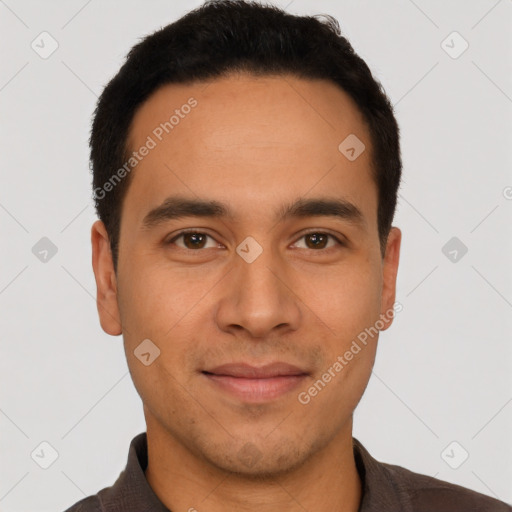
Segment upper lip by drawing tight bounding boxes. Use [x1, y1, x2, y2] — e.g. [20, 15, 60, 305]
[203, 362, 308, 378]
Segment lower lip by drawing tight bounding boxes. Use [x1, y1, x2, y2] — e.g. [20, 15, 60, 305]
[203, 373, 307, 402]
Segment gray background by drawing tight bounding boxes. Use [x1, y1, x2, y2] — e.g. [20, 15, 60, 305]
[1, 0, 511, 510]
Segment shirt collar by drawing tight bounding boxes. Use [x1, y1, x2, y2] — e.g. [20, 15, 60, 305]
[97, 432, 409, 511]
[352, 437, 410, 511]
[98, 432, 170, 511]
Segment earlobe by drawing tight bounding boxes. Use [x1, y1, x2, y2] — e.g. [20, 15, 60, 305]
[379, 227, 402, 332]
[91, 220, 122, 336]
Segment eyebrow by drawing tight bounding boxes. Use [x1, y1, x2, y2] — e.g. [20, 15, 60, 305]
[141, 195, 366, 230]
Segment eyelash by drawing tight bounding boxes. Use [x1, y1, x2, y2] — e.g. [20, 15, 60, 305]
[165, 229, 345, 252]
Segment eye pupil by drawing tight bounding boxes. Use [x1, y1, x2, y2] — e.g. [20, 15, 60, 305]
[306, 233, 328, 249]
[184, 233, 207, 249]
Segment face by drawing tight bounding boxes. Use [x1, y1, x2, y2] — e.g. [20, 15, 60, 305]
[92, 72, 401, 476]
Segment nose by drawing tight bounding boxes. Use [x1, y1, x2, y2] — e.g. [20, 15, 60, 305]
[214, 244, 301, 339]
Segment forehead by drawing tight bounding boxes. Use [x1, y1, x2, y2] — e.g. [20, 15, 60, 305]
[122, 73, 376, 232]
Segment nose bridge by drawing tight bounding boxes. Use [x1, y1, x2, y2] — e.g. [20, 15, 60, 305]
[216, 237, 301, 337]
[237, 238, 285, 308]
[239, 247, 281, 298]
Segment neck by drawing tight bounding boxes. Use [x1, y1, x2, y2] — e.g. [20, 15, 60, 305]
[144, 419, 362, 512]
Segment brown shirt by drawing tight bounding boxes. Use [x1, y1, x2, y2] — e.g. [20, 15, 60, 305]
[63, 432, 511, 511]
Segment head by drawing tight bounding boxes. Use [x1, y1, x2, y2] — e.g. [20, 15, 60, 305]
[91, 0, 402, 477]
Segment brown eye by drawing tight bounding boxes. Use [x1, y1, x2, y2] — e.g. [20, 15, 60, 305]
[182, 232, 208, 249]
[305, 233, 328, 249]
[167, 231, 217, 250]
[294, 232, 343, 251]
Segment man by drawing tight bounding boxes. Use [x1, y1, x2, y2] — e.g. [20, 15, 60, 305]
[64, 1, 511, 510]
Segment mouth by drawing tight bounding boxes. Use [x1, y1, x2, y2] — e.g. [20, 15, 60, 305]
[201, 362, 309, 402]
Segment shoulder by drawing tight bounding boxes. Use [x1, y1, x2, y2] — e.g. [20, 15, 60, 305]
[382, 460, 512, 511]
[62, 495, 102, 512]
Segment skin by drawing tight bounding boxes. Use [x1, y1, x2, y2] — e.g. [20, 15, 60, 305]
[91, 72, 401, 512]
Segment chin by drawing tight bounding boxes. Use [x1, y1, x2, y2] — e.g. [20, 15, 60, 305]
[200, 436, 317, 479]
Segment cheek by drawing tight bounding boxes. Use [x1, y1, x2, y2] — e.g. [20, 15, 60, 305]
[117, 260, 219, 392]
[305, 349, 376, 430]
[118, 264, 203, 421]
[117, 258, 211, 339]
[296, 259, 382, 340]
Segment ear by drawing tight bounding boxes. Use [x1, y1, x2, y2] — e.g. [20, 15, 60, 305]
[379, 226, 401, 331]
[91, 220, 122, 335]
